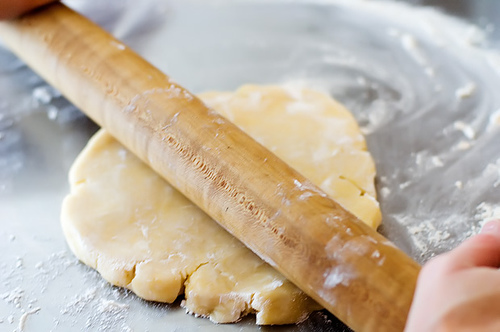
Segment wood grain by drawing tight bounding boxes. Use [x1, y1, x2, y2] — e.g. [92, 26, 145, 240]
[0, 3, 421, 331]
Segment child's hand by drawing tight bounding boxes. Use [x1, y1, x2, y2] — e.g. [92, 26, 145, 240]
[405, 219, 500, 331]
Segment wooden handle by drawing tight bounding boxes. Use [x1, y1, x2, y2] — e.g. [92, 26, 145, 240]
[0, 4, 420, 331]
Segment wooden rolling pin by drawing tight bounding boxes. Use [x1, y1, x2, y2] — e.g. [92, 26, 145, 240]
[0, 3, 420, 331]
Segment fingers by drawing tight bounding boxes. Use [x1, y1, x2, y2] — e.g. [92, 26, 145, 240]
[0, 0, 57, 20]
[443, 219, 500, 271]
[406, 220, 500, 332]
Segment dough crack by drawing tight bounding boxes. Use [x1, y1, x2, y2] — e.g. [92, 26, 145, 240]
[183, 261, 210, 288]
[126, 261, 138, 286]
[182, 261, 257, 323]
[339, 175, 367, 196]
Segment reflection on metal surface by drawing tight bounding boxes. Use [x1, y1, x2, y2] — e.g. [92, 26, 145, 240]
[1, 0, 500, 330]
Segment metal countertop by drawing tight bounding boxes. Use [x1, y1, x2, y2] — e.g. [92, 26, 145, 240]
[1, 0, 500, 331]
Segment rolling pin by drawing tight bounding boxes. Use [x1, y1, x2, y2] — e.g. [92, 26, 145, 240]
[0, 3, 420, 331]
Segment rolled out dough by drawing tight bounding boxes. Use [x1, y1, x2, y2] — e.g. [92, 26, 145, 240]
[61, 84, 381, 324]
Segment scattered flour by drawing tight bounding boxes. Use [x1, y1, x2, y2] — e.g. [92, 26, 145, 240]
[14, 307, 41, 332]
[99, 299, 130, 313]
[408, 220, 451, 257]
[1, 287, 24, 309]
[454, 120, 476, 139]
[59, 280, 133, 331]
[455, 82, 477, 99]
[400, 33, 435, 76]
[379, 187, 391, 198]
[487, 109, 500, 131]
[475, 202, 500, 228]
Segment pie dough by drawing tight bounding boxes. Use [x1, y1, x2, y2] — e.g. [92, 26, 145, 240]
[61, 84, 381, 324]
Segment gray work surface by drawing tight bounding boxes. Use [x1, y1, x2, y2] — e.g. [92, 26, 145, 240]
[1, 0, 500, 331]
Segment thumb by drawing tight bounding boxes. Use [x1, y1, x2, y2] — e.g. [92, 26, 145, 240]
[445, 219, 500, 271]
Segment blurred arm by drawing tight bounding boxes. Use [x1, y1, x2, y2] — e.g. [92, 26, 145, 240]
[0, 0, 57, 19]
